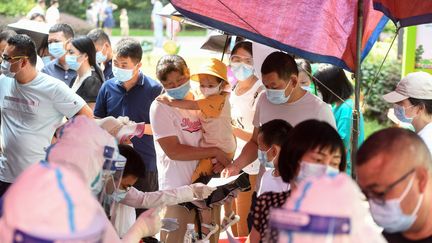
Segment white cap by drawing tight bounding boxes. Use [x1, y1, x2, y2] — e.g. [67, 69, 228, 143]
[0, 162, 107, 242]
[271, 174, 386, 243]
[47, 115, 118, 185]
[383, 71, 432, 103]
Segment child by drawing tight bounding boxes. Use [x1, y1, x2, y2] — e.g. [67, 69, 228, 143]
[256, 119, 292, 196]
[157, 58, 238, 238]
[120, 8, 129, 37]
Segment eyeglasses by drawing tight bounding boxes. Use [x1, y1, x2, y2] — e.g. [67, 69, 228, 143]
[229, 55, 253, 66]
[1, 55, 28, 63]
[362, 168, 415, 205]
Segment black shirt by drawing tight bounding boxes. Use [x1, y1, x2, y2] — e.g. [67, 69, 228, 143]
[69, 71, 103, 103]
[384, 232, 432, 243]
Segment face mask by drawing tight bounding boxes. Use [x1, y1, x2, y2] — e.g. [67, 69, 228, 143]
[394, 104, 414, 124]
[301, 85, 311, 92]
[369, 176, 424, 233]
[41, 56, 52, 65]
[258, 147, 274, 168]
[231, 62, 254, 81]
[48, 42, 66, 58]
[113, 66, 134, 82]
[0, 60, 17, 78]
[110, 188, 128, 203]
[200, 83, 221, 97]
[65, 55, 82, 71]
[96, 47, 107, 63]
[166, 81, 191, 100]
[266, 81, 292, 105]
[295, 162, 339, 184]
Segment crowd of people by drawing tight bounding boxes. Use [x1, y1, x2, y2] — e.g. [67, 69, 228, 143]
[0, 17, 431, 243]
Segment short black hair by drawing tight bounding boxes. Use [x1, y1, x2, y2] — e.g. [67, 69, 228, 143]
[115, 38, 142, 64]
[118, 145, 146, 178]
[258, 119, 292, 147]
[409, 98, 432, 115]
[314, 64, 353, 104]
[49, 23, 75, 39]
[0, 30, 17, 42]
[278, 120, 347, 183]
[30, 13, 46, 22]
[231, 41, 252, 56]
[87, 28, 111, 46]
[156, 55, 189, 81]
[7, 34, 37, 66]
[261, 52, 298, 81]
[295, 58, 311, 76]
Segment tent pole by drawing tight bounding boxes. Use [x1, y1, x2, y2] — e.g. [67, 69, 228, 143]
[352, 0, 363, 180]
[221, 34, 230, 61]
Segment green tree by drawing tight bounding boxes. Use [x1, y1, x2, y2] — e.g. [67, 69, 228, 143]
[415, 45, 424, 63]
[0, 0, 34, 17]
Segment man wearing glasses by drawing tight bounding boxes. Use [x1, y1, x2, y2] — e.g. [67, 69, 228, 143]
[0, 34, 93, 196]
[357, 127, 432, 243]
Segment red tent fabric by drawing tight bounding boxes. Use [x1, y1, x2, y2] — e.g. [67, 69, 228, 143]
[170, 0, 388, 72]
[373, 0, 432, 27]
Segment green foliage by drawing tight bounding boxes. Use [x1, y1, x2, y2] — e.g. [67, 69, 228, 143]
[59, 0, 90, 20]
[361, 41, 401, 124]
[415, 45, 424, 62]
[0, 0, 34, 17]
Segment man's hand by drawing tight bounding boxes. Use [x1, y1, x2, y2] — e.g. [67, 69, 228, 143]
[214, 149, 231, 167]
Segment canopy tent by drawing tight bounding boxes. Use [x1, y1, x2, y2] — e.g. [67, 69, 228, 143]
[169, 0, 389, 178]
[373, 0, 432, 27]
[169, 0, 388, 72]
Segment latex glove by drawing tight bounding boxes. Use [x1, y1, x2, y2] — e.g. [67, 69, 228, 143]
[116, 116, 130, 125]
[122, 207, 162, 242]
[190, 183, 216, 200]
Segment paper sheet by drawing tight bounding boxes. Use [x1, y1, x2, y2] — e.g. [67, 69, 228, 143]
[207, 173, 244, 188]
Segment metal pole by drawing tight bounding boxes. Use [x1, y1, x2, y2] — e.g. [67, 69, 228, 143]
[352, 0, 363, 180]
[221, 34, 230, 61]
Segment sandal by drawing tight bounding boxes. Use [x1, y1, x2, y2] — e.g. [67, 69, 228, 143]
[220, 212, 240, 232]
[199, 223, 219, 242]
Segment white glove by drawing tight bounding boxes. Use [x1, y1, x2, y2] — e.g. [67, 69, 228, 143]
[190, 183, 216, 200]
[122, 207, 162, 242]
[117, 116, 130, 125]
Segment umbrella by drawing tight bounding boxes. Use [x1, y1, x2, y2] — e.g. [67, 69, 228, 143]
[373, 0, 432, 27]
[7, 20, 50, 49]
[157, 3, 212, 29]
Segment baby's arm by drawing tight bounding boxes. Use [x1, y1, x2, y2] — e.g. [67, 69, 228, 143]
[156, 95, 200, 110]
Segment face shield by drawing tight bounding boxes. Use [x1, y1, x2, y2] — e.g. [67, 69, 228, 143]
[269, 209, 351, 243]
[98, 146, 126, 203]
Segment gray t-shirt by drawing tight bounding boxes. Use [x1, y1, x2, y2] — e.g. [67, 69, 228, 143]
[0, 72, 86, 182]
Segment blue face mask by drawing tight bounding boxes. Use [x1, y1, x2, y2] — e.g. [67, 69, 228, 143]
[48, 42, 66, 58]
[96, 50, 107, 63]
[231, 62, 254, 81]
[110, 188, 129, 203]
[394, 104, 414, 124]
[266, 81, 292, 105]
[166, 81, 191, 100]
[65, 55, 82, 71]
[41, 56, 52, 65]
[301, 85, 311, 92]
[295, 162, 339, 184]
[258, 147, 274, 168]
[113, 66, 135, 82]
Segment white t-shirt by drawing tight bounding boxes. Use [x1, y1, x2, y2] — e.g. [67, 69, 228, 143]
[150, 99, 202, 190]
[253, 91, 336, 128]
[418, 122, 432, 155]
[0, 72, 86, 182]
[230, 80, 263, 175]
[257, 169, 290, 196]
[46, 6, 60, 25]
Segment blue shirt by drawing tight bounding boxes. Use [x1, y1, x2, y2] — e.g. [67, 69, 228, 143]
[94, 72, 163, 173]
[332, 99, 365, 175]
[41, 59, 76, 86]
[103, 60, 114, 81]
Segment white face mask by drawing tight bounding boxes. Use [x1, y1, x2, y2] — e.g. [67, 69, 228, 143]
[231, 62, 254, 81]
[295, 161, 339, 184]
[200, 83, 222, 97]
[0, 60, 18, 78]
[369, 176, 424, 233]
